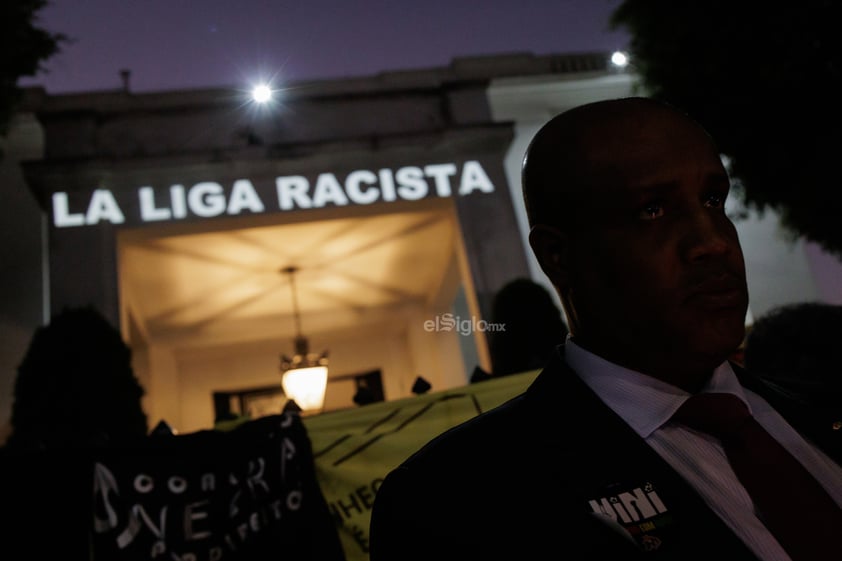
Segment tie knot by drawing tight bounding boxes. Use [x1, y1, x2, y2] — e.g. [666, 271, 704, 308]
[672, 392, 752, 441]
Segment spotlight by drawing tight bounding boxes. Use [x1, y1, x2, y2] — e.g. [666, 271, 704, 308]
[251, 84, 273, 103]
[610, 51, 629, 68]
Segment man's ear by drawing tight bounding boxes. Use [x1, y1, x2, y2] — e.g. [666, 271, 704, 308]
[528, 224, 569, 287]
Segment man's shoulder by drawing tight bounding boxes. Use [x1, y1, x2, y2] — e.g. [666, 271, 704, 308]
[734, 361, 842, 465]
[396, 352, 595, 471]
[400, 389, 534, 471]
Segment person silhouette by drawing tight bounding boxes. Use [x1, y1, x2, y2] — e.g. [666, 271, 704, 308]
[3, 305, 148, 451]
[488, 277, 568, 377]
[471, 277, 568, 383]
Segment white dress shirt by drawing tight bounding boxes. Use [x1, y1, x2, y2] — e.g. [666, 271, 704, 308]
[563, 337, 842, 561]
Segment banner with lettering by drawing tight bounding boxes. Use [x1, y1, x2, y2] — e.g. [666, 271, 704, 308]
[302, 370, 539, 561]
[91, 413, 345, 561]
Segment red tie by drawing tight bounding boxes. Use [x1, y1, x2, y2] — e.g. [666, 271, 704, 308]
[672, 392, 842, 561]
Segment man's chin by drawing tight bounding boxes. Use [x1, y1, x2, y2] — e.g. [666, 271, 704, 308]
[668, 314, 745, 363]
[689, 331, 745, 366]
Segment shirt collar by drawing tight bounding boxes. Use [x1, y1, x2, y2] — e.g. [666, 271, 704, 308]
[562, 336, 749, 438]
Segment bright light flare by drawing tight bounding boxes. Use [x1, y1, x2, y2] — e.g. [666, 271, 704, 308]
[281, 366, 328, 411]
[611, 51, 629, 68]
[251, 84, 273, 103]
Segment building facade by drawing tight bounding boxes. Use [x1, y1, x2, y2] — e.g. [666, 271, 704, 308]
[2, 52, 840, 435]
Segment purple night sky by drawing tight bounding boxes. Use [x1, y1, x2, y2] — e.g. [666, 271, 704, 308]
[19, 0, 630, 94]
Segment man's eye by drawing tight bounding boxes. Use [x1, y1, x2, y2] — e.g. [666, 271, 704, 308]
[704, 193, 725, 209]
[638, 203, 664, 220]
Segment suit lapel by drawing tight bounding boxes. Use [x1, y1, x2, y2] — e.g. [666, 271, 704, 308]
[521, 349, 759, 560]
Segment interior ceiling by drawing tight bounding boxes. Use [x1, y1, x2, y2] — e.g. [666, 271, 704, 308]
[120, 206, 458, 348]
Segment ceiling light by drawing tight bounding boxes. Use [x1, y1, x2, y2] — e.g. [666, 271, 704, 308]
[279, 266, 328, 412]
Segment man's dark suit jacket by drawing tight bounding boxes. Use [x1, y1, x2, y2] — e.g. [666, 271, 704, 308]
[370, 348, 780, 561]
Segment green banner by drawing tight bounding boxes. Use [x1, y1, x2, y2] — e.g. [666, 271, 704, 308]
[303, 370, 540, 560]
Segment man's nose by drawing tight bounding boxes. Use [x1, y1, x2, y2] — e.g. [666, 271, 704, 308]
[681, 211, 737, 262]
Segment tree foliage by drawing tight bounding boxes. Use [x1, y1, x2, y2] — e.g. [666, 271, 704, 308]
[611, 1, 842, 257]
[0, 0, 65, 137]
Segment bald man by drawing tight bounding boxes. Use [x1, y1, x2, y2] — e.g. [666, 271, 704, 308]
[369, 98, 842, 561]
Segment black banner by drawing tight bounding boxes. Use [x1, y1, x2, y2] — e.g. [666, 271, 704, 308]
[91, 413, 344, 561]
[0, 413, 345, 561]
